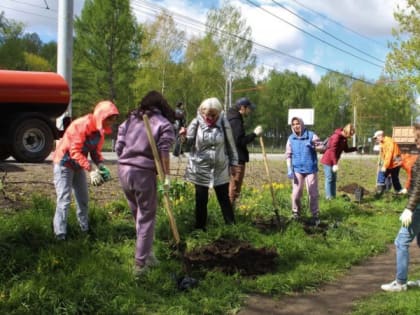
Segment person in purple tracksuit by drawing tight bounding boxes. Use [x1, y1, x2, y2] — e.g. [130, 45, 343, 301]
[115, 91, 175, 277]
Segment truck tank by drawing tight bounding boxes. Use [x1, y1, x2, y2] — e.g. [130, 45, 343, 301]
[0, 70, 70, 163]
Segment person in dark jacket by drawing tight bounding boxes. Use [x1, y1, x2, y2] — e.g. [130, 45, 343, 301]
[172, 101, 186, 157]
[320, 123, 359, 200]
[227, 97, 262, 206]
[381, 123, 420, 292]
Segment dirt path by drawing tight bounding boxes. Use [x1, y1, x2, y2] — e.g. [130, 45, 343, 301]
[238, 241, 420, 315]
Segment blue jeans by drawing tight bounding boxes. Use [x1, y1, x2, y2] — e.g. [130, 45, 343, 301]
[323, 165, 337, 199]
[377, 167, 402, 192]
[395, 205, 420, 284]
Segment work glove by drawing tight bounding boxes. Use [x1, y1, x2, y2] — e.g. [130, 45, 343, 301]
[98, 164, 112, 182]
[332, 165, 339, 173]
[163, 175, 171, 192]
[400, 209, 413, 227]
[254, 125, 263, 137]
[287, 166, 294, 179]
[99, 165, 111, 181]
[380, 166, 386, 172]
[90, 169, 104, 186]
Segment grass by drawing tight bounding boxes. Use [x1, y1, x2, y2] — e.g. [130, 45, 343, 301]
[0, 156, 418, 314]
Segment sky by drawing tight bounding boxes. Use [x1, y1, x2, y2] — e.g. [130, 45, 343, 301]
[0, 0, 406, 84]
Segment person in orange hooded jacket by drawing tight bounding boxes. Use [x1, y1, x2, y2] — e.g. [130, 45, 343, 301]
[52, 100, 119, 240]
[373, 130, 405, 196]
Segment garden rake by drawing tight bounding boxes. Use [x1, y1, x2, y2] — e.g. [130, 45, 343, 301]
[259, 136, 281, 225]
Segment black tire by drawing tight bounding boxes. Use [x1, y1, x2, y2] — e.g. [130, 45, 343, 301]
[11, 118, 54, 163]
[0, 145, 11, 161]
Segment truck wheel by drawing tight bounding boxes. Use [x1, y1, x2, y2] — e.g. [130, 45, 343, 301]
[11, 119, 54, 163]
[0, 145, 11, 161]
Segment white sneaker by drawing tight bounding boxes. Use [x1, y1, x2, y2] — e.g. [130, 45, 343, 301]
[398, 188, 408, 195]
[381, 280, 407, 292]
[407, 280, 420, 287]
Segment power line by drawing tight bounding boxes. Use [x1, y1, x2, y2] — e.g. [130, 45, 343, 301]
[290, 0, 387, 48]
[271, 0, 385, 64]
[132, 0, 374, 85]
[243, 0, 383, 68]
[0, 4, 56, 20]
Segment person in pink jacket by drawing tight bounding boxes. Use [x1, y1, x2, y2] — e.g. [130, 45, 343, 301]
[52, 100, 119, 240]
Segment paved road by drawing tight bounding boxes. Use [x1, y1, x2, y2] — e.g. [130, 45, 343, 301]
[6, 152, 377, 163]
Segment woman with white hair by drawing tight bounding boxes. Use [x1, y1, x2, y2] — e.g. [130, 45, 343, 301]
[180, 97, 239, 230]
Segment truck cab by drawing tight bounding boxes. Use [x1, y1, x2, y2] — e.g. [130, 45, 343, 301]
[0, 70, 70, 163]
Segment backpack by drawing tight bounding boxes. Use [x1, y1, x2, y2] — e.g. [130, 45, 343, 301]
[315, 137, 330, 154]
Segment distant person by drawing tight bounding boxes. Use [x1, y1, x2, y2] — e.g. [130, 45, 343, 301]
[373, 130, 405, 196]
[172, 101, 186, 157]
[320, 123, 359, 200]
[226, 97, 263, 207]
[285, 117, 320, 226]
[115, 91, 175, 277]
[181, 97, 238, 231]
[381, 123, 420, 292]
[52, 101, 119, 240]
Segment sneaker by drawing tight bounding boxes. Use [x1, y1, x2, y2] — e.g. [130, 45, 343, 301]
[407, 280, 420, 287]
[292, 212, 300, 220]
[309, 217, 321, 227]
[55, 234, 66, 241]
[146, 253, 160, 267]
[398, 188, 408, 195]
[381, 280, 407, 292]
[133, 264, 149, 278]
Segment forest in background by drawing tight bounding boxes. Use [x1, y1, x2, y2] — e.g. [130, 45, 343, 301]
[0, 0, 418, 147]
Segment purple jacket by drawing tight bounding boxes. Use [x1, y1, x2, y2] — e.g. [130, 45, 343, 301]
[116, 109, 175, 170]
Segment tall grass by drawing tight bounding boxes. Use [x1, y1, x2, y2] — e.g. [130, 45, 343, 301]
[0, 157, 417, 314]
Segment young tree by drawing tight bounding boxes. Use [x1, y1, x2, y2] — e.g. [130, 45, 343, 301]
[73, 0, 142, 116]
[132, 11, 185, 103]
[206, 0, 256, 108]
[386, 0, 419, 93]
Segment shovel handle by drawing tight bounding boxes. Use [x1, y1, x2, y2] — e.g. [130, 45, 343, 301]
[143, 115, 180, 245]
[259, 136, 277, 208]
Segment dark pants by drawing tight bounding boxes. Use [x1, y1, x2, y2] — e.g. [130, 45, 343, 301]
[173, 136, 184, 156]
[195, 183, 235, 230]
[377, 166, 402, 192]
[229, 164, 246, 204]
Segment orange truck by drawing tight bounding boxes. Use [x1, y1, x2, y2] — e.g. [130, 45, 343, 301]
[0, 70, 70, 163]
[393, 126, 418, 190]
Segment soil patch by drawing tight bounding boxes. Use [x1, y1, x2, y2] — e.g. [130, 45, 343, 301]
[184, 238, 278, 276]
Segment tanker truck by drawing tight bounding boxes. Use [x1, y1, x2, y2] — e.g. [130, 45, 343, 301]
[0, 70, 70, 163]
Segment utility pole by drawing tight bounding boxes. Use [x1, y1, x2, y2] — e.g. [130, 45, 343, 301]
[56, 0, 74, 129]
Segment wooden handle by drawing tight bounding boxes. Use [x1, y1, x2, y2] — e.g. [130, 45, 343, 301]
[143, 115, 180, 244]
[259, 136, 277, 208]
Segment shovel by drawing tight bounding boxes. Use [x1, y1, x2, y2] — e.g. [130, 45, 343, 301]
[143, 115, 180, 245]
[259, 136, 281, 225]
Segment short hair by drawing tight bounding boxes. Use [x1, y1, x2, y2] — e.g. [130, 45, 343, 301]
[199, 97, 222, 114]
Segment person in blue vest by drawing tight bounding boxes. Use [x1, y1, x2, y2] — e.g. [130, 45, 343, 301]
[285, 117, 321, 226]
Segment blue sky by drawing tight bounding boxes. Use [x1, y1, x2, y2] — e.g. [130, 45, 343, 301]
[0, 0, 405, 83]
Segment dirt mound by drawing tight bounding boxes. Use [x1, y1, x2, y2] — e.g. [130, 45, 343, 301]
[184, 238, 278, 276]
[339, 182, 370, 195]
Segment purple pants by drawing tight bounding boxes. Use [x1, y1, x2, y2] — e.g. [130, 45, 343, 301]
[118, 164, 157, 266]
[291, 172, 319, 217]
